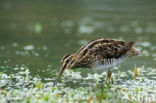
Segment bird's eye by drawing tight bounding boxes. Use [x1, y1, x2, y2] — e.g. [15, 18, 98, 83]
[61, 54, 70, 64]
[66, 59, 69, 63]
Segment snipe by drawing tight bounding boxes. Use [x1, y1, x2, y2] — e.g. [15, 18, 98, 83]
[53, 38, 143, 86]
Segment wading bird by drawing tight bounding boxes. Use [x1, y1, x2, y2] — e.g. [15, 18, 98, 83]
[53, 38, 143, 86]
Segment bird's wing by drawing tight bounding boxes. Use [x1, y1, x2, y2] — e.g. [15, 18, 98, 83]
[75, 39, 135, 67]
[77, 38, 115, 55]
[93, 41, 135, 58]
[77, 39, 135, 60]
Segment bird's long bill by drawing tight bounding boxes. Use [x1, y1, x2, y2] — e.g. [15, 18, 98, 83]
[53, 67, 65, 86]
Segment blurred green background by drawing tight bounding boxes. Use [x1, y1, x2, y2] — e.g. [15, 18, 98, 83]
[0, 0, 156, 81]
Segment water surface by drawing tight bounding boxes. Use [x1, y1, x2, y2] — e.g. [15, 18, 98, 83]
[0, 0, 156, 86]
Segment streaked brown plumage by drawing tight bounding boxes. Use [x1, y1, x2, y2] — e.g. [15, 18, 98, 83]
[53, 38, 143, 86]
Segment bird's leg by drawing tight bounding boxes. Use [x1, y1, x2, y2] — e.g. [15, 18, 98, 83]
[105, 69, 112, 83]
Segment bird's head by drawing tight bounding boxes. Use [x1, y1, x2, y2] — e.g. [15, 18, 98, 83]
[53, 54, 77, 86]
[61, 54, 77, 70]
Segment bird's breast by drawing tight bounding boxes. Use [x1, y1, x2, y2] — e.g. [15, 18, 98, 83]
[91, 55, 128, 72]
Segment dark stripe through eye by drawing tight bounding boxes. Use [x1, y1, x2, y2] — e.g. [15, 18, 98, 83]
[70, 60, 74, 65]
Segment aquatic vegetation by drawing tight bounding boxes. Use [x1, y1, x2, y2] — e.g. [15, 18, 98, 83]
[0, 66, 156, 103]
[24, 45, 34, 51]
[1, 0, 156, 102]
[34, 22, 42, 34]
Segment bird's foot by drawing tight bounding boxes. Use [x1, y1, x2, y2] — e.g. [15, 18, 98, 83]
[105, 76, 114, 84]
[105, 70, 113, 84]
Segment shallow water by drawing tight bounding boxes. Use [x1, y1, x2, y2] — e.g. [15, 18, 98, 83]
[0, 1, 156, 102]
[0, 0, 156, 88]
